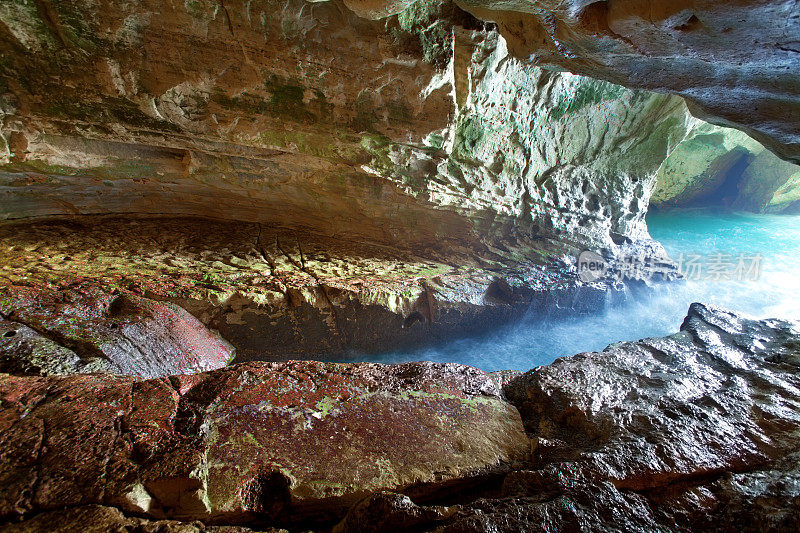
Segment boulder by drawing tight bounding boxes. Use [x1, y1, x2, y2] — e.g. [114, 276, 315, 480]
[0, 283, 234, 377]
[327, 304, 800, 531]
[462, 303, 800, 531]
[0, 361, 529, 526]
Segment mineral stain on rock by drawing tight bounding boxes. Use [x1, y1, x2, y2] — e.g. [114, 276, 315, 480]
[0, 282, 235, 377]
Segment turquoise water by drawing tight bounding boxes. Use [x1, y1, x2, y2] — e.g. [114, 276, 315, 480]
[346, 210, 800, 371]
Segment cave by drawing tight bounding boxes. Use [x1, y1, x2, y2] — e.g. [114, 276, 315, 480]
[1, 1, 799, 531]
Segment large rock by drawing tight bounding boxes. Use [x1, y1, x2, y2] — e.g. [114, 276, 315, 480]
[0, 361, 529, 526]
[0, 282, 234, 377]
[506, 302, 800, 489]
[459, 303, 800, 531]
[331, 303, 800, 532]
[2, 304, 799, 531]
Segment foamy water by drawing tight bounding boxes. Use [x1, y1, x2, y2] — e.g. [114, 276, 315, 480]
[343, 209, 800, 371]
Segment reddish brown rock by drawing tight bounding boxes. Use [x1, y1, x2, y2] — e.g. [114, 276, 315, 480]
[0, 504, 265, 532]
[322, 304, 800, 532]
[467, 303, 800, 532]
[0, 361, 529, 527]
[2, 304, 799, 531]
[0, 283, 234, 377]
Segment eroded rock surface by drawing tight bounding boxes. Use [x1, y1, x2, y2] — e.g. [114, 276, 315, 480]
[1, 0, 717, 361]
[652, 124, 800, 213]
[1, 304, 799, 531]
[385, 28, 695, 249]
[0, 0, 459, 246]
[351, 0, 800, 162]
[0, 360, 529, 528]
[3, 0, 791, 258]
[0, 281, 234, 377]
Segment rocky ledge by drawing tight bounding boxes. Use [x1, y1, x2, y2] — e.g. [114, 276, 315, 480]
[0, 360, 529, 529]
[0, 216, 675, 375]
[350, 0, 800, 163]
[1, 303, 798, 532]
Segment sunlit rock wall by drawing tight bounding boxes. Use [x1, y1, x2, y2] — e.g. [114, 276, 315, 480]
[652, 125, 800, 213]
[377, 29, 695, 251]
[349, 0, 800, 163]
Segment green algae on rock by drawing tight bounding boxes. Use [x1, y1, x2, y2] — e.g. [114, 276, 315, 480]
[0, 360, 529, 525]
[0, 217, 592, 363]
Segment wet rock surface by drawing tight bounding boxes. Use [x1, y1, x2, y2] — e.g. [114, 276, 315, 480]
[507, 302, 800, 488]
[0, 282, 234, 378]
[0, 2, 798, 530]
[0, 360, 529, 528]
[1, 304, 798, 531]
[443, 303, 800, 532]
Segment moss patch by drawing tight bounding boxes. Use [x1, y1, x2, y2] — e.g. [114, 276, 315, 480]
[394, 0, 452, 67]
[452, 115, 492, 161]
[211, 75, 331, 124]
[550, 82, 625, 121]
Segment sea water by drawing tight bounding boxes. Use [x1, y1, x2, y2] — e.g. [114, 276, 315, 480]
[345, 209, 800, 371]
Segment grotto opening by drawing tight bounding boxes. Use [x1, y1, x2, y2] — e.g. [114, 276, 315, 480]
[1, 1, 799, 531]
